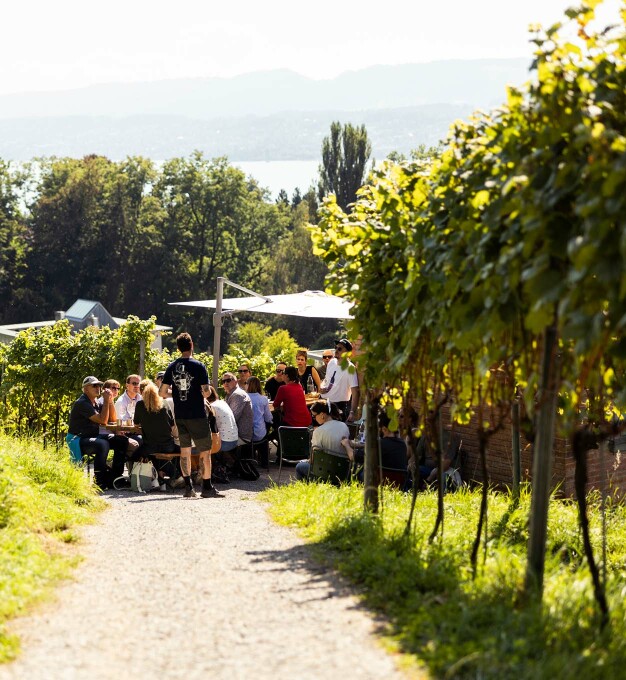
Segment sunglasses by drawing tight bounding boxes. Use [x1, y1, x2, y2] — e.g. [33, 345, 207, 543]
[322, 356, 333, 360]
[128, 381, 140, 386]
[221, 378, 234, 384]
[109, 386, 120, 391]
[237, 369, 250, 373]
[276, 369, 285, 374]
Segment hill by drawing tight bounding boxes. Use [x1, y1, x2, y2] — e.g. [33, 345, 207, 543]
[0, 59, 531, 160]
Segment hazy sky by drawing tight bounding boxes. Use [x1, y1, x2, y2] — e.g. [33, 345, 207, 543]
[1, 0, 621, 95]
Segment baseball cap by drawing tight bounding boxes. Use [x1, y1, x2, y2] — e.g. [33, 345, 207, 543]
[335, 338, 353, 352]
[82, 376, 103, 387]
[156, 371, 166, 380]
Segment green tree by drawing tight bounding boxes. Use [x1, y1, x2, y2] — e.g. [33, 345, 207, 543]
[0, 160, 28, 323]
[318, 122, 372, 212]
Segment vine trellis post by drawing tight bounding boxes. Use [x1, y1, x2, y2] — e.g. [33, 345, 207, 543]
[524, 323, 559, 597]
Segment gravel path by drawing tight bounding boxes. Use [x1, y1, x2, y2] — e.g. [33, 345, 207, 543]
[0, 474, 407, 680]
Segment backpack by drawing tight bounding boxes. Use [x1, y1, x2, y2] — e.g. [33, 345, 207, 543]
[130, 460, 160, 493]
[232, 458, 260, 481]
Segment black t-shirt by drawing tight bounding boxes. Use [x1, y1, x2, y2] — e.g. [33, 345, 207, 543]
[163, 357, 209, 420]
[265, 376, 283, 401]
[68, 393, 103, 437]
[134, 401, 174, 451]
[381, 436, 408, 469]
[296, 366, 314, 392]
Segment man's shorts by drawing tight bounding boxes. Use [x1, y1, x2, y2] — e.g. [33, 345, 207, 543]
[176, 418, 211, 452]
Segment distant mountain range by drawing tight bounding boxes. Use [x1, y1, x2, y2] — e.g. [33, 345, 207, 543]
[0, 59, 531, 161]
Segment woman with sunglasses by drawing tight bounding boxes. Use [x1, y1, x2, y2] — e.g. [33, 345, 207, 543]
[295, 399, 350, 480]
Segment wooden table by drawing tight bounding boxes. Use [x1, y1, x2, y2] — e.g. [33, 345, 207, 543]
[103, 423, 142, 435]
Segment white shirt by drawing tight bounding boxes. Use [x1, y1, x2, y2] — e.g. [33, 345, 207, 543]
[311, 419, 350, 455]
[321, 358, 358, 403]
[115, 390, 142, 421]
[211, 399, 238, 443]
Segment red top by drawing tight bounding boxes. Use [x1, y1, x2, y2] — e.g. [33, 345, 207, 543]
[274, 382, 311, 427]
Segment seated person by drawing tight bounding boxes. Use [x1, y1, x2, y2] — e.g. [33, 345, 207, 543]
[67, 376, 128, 490]
[265, 362, 287, 401]
[206, 385, 239, 483]
[342, 410, 409, 482]
[295, 400, 349, 480]
[133, 381, 182, 489]
[98, 378, 140, 463]
[295, 349, 321, 393]
[273, 366, 312, 428]
[415, 428, 460, 487]
[246, 376, 273, 467]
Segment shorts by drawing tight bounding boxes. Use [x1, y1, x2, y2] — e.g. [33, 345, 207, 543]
[176, 418, 211, 452]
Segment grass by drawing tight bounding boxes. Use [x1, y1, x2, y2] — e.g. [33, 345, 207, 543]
[261, 481, 626, 679]
[0, 434, 103, 662]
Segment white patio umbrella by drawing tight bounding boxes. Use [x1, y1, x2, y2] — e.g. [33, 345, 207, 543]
[170, 278, 353, 385]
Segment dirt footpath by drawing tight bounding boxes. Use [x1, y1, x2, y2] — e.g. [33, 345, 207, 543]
[0, 477, 408, 680]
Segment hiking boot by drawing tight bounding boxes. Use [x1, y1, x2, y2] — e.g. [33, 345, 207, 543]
[183, 486, 198, 499]
[201, 486, 225, 498]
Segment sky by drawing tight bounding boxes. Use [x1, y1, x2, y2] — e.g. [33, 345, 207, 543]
[0, 0, 622, 95]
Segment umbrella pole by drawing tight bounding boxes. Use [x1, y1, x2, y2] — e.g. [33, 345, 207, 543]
[212, 277, 224, 387]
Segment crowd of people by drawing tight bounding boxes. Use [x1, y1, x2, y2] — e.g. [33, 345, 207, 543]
[68, 333, 457, 495]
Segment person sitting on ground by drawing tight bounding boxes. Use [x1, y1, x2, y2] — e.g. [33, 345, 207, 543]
[246, 376, 273, 466]
[295, 349, 321, 393]
[264, 362, 287, 401]
[295, 399, 349, 480]
[67, 376, 128, 490]
[206, 385, 238, 483]
[273, 366, 312, 428]
[133, 381, 183, 490]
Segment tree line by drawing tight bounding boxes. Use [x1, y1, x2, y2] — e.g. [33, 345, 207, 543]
[0, 151, 344, 350]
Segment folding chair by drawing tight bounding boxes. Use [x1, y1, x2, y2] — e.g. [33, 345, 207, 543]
[308, 447, 352, 485]
[277, 426, 311, 482]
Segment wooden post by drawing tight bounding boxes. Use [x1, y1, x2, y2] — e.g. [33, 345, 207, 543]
[363, 390, 379, 513]
[139, 338, 145, 378]
[524, 324, 559, 597]
[512, 400, 521, 500]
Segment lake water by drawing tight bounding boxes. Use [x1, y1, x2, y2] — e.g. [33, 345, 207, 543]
[235, 160, 319, 199]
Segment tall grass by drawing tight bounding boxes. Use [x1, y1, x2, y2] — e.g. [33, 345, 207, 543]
[261, 482, 626, 679]
[0, 434, 103, 662]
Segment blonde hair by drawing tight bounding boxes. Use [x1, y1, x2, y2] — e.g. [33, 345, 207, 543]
[142, 382, 163, 413]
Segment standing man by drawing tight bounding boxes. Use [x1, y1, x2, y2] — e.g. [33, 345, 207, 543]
[115, 374, 142, 423]
[159, 332, 223, 499]
[221, 372, 254, 444]
[317, 350, 334, 381]
[264, 362, 287, 401]
[320, 338, 360, 422]
[68, 376, 129, 490]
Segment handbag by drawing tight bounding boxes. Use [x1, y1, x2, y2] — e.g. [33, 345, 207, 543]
[211, 432, 222, 454]
[130, 460, 159, 493]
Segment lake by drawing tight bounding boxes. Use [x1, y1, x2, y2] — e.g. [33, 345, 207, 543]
[235, 160, 319, 199]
